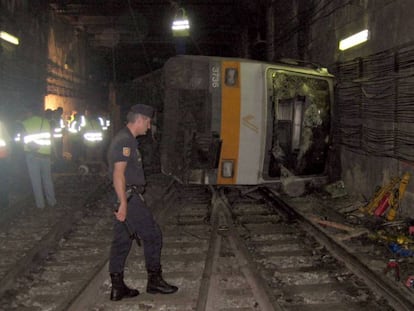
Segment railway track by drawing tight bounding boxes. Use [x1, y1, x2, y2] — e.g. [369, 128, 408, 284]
[0, 181, 413, 310]
[0, 173, 111, 310]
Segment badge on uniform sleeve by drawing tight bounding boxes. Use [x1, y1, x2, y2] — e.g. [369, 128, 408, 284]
[123, 147, 131, 157]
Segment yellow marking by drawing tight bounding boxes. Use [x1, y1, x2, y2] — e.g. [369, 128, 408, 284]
[242, 114, 258, 133]
[217, 61, 241, 184]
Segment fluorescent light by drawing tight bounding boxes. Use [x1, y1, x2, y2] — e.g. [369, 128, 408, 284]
[172, 19, 190, 31]
[339, 29, 369, 51]
[0, 31, 19, 45]
[171, 7, 190, 37]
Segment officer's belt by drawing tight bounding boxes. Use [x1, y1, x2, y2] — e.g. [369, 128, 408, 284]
[125, 185, 145, 203]
[126, 184, 145, 195]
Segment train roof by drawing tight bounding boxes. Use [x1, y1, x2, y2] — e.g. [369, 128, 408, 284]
[165, 55, 334, 78]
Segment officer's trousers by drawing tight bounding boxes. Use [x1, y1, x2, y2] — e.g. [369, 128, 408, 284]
[109, 194, 162, 274]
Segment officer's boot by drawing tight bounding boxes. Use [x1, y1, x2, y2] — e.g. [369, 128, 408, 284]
[146, 268, 178, 294]
[110, 272, 139, 301]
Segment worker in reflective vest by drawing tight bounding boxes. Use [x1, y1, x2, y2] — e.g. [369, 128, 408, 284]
[98, 116, 110, 131]
[51, 107, 65, 162]
[0, 119, 11, 208]
[68, 113, 82, 163]
[98, 113, 111, 157]
[22, 109, 57, 210]
[82, 112, 104, 162]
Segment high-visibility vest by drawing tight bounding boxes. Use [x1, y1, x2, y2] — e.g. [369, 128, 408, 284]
[0, 121, 10, 158]
[22, 116, 52, 155]
[68, 119, 81, 134]
[82, 118, 103, 145]
[53, 118, 66, 138]
[80, 115, 86, 128]
[98, 117, 110, 131]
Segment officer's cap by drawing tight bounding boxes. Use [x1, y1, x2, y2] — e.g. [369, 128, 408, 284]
[129, 104, 154, 119]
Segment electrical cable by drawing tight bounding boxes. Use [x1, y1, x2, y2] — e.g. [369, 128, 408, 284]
[273, 0, 349, 47]
[124, 0, 169, 115]
[272, 0, 327, 42]
[126, 0, 154, 74]
[336, 40, 414, 162]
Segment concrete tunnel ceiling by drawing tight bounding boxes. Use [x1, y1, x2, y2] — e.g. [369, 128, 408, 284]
[49, 0, 266, 81]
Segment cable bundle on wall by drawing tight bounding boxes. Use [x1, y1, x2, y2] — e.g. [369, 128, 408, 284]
[335, 42, 414, 162]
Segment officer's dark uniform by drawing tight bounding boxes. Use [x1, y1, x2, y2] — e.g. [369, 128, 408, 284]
[108, 126, 162, 273]
[107, 104, 177, 301]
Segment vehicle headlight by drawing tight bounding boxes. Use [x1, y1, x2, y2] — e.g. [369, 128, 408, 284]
[221, 160, 234, 178]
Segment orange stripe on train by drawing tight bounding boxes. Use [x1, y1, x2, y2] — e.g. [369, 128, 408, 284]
[217, 61, 241, 185]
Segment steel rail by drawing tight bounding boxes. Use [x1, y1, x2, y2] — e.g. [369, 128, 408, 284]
[197, 188, 283, 311]
[259, 186, 414, 311]
[0, 178, 110, 300]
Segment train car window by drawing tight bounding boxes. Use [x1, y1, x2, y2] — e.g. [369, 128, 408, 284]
[265, 70, 331, 178]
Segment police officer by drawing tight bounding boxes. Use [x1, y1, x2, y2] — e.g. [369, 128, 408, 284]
[107, 104, 178, 301]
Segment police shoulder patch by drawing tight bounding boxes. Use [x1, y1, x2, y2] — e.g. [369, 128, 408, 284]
[122, 147, 131, 157]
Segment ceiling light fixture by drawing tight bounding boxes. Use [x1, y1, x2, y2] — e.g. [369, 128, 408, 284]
[172, 8, 190, 37]
[339, 29, 369, 51]
[0, 31, 19, 45]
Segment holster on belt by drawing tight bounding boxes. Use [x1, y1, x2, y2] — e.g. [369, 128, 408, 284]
[112, 186, 143, 247]
[127, 184, 145, 195]
[112, 185, 145, 208]
[126, 185, 145, 202]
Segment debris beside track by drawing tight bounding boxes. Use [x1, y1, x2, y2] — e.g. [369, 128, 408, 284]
[284, 189, 414, 297]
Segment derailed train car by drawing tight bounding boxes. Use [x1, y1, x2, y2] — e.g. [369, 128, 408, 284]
[159, 55, 334, 186]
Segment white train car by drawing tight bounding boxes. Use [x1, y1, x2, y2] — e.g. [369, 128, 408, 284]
[159, 55, 334, 186]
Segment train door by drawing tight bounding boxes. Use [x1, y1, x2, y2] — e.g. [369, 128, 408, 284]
[263, 69, 332, 179]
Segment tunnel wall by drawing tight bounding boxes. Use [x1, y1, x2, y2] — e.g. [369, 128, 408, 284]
[271, 0, 414, 216]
